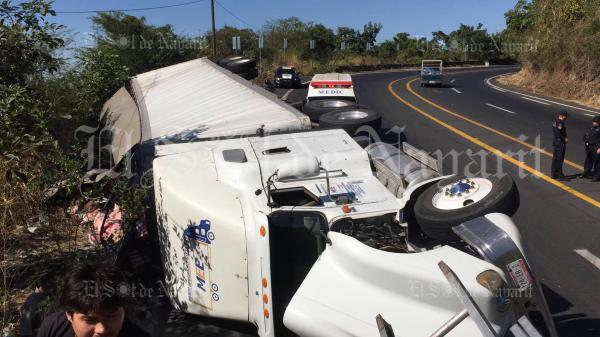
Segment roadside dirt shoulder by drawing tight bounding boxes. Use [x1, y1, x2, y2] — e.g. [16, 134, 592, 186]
[496, 68, 600, 110]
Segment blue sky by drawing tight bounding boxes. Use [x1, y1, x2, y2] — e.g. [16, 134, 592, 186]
[47, 0, 518, 48]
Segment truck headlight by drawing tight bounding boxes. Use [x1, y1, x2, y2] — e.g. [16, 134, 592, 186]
[477, 270, 511, 312]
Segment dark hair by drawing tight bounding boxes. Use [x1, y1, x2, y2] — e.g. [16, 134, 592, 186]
[60, 264, 126, 315]
[559, 110, 568, 117]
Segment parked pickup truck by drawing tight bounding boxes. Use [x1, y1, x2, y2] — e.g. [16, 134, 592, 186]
[98, 58, 556, 337]
[420, 60, 444, 87]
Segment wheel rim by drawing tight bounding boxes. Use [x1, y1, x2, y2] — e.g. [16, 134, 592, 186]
[431, 177, 493, 210]
[332, 110, 369, 120]
[317, 100, 353, 108]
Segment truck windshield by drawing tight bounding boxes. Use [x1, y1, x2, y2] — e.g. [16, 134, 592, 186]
[422, 67, 441, 75]
[276, 69, 295, 76]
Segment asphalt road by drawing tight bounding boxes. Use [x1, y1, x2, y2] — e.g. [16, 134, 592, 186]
[350, 67, 600, 337]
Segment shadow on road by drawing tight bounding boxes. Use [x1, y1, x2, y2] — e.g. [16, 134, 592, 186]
[543, 284, 600, 337]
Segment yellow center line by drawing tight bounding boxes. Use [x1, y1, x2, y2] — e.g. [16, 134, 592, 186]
[386, 78, 600, 209]
[405, 78, 584, 171]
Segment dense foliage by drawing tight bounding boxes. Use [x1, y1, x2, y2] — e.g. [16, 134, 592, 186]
[505, 0, 600, 77]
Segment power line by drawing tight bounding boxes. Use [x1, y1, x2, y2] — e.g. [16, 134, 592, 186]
[56, 0, 208, 14]
[214, 0, 258, 30]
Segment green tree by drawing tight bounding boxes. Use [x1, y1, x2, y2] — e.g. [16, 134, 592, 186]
[336, 26, 361, 52]
[262, 17, 308, 51]
[504, 0, 534, 35]
[0, 0, 64, 86]
[303, 23, 335, 61]
[393, 33, 423, 63]
[209, 25, 258, 58]
[360, 22, 382, 51]
[446, 24, 497, 62]
[91, 12, 201, 75]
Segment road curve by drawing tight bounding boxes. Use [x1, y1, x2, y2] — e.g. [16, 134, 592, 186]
[353, 67, 600, 337]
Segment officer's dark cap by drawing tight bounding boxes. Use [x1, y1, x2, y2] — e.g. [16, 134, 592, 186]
[558, 110, 568, 117]
[593, 116, 600, 124]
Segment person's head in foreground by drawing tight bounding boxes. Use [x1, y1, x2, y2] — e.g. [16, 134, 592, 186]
[60, 264, 127, 337]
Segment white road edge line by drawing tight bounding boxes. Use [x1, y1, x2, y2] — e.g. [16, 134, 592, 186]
[520, 96, 551, 105]
[574, 249, 600, 270]
[451, 87, 462, 94]
[281, 88, 294, 101]
[485, 74, 600, 115]
[485, 103, 517, 114]
[585, 113, 595, 117]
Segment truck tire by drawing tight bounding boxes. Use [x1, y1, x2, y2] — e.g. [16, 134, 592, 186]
[414, 174, 519, 241]
[318, 108, 382, 136]
[302, 99, 358, 122]
[217, 56, 244, 66]
[238, 68, 258, 80]
[225, 58, 256, 74]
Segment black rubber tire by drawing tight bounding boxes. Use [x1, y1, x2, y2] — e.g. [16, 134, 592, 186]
[318, 108, 382, 136]
[414, 174, 520, 241]
[238, 68, 258, 80]
[302, 99, 358, 122]
[225, 58, 256, 74]
[217, 56, 244, 66]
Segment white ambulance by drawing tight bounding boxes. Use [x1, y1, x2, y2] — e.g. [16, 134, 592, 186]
[302, 73, 359, 122]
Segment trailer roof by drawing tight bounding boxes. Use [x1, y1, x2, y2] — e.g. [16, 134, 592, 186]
[131, 58, 310, 141]
[100, 58, 310, 164]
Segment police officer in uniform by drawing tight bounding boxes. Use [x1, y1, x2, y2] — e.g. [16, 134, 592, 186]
[551, 110, 568, 179]
[583, 116, 600, 181]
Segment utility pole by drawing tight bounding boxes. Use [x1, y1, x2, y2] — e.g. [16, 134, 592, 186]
[258, 34, 263, 74]
[211, 0, 216, 57]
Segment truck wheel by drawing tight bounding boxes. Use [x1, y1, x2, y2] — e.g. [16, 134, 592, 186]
[318, 108, 382, 136]
[217, 56, 244, 66]
[238, 68, 258, 80]
[225, 58, 256, 74]
[414, 174, 519, 241]
[302, 99, 358, 122]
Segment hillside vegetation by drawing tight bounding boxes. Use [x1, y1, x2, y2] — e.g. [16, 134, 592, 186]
[499, 0, 600, 107]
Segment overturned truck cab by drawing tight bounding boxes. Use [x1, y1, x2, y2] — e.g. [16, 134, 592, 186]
[151, 130, 556, 337]
[99, 58, 556, 337]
